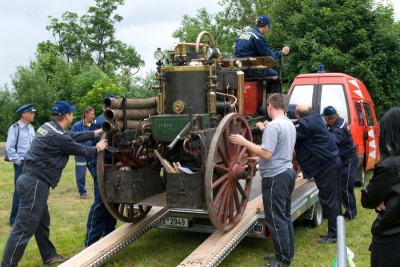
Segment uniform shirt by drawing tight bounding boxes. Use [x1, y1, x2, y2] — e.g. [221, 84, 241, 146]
[23, 120, 97, 188]
[6, 120, 35, 164]
[259, 115, 296, 177]
[234, 26, 283, 59]
[329, 117, 357, 160]
[294, 113, 339, 179]
[71, 119, 97, 146]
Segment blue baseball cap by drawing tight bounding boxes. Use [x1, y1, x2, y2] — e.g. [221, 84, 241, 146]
[16, 103, 36, 115]
[322, 106, 337, 116]
[51, 100, 77, 116]
[256, 15, 270, 27]
[105, 93, 117, 99]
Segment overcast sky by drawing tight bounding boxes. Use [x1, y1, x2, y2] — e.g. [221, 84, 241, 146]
[0, 1, 399, 88]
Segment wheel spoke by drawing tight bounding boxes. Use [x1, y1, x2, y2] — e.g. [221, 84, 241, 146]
[223, 128, 231, 161]
[217, 145, 229, 167]
[214, 163, 229, 176]
[236, 179, 246, 198]
[212, 179, 229, 207]
[212, 173, 229, 189]
[217, 185, 231, 220]
[234, 188, 241, 213]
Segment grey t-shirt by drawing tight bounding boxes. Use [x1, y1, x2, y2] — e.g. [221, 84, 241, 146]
[259, 115, 296, 177]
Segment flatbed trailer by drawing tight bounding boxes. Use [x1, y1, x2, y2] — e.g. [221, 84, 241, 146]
[156, 172, 321, 238]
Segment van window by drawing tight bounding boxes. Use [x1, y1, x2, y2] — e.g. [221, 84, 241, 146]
[320, 84, 348, 123]
[289, 85, 313, 106]
[363, 103, 374, 126]
[355, 102, 364, 126]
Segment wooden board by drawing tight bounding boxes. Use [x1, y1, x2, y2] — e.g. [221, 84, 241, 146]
[59, 206, 168, 267]
[178, 196, 263, 267]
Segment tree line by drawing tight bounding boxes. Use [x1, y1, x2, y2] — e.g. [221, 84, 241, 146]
[0, 0, 399, 141]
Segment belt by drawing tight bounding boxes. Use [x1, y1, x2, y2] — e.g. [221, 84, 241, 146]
[22, 170, 51, 187]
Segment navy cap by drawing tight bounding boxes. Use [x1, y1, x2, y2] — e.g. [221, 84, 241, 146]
[256, 15, 270, 27]
[51, 100, 77, 116]
[105, 93, 117, 99]
[16, 103, 36, 115]
[322, 106, 337, 116]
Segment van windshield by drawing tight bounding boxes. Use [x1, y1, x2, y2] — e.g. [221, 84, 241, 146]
[320, 84, 348, 123]
[289, 84, 349, 123]
[289, 85, 313, 106]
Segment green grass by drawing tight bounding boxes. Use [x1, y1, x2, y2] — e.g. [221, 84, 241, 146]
[0, 154, 375, 267]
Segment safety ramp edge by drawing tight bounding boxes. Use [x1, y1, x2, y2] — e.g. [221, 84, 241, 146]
[178, 195, 263, 267]
[59, 206, 170, 267]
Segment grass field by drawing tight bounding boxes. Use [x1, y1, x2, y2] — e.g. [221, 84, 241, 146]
[0, 153, 376, 267]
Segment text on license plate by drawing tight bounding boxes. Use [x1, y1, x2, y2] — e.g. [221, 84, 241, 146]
[160, 216, 189, 227]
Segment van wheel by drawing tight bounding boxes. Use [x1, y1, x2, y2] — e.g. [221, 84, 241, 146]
[310, 201, 323, 228]
[355, 166, 365, 187]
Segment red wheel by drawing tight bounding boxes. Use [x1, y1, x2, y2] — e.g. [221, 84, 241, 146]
[97, 133, 152, 223]
[205, 113, 255, 231]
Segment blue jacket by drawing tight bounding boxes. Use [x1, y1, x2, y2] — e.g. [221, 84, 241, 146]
[329, 117, 357, 160]
[294, 113, 340, 179]
[23, 120, 97, 188]
[234, 27, 283, 59]
[71, 119, 97, 146]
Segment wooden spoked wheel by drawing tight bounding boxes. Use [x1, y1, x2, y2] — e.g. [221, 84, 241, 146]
[97, 133, 152, 223]
[205, 113, 255, 231]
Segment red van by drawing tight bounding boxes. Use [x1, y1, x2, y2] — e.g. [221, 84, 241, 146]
[287, 71, 380, 186]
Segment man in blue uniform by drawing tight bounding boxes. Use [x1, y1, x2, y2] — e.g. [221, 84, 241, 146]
[322, 106, 358, 220]
[5, 103, 36, 227]
[71, 106, 96, 199]
[294, 105, 342, 244]
[234, 15, 290, 92]
[1, 100, 108, 267]
[84, 94, 117, 247]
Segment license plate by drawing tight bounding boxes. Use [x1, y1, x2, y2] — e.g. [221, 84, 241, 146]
[160, 216, 189, 227]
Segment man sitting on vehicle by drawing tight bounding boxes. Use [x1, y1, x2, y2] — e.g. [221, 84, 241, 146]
[234, 15, 290, 92]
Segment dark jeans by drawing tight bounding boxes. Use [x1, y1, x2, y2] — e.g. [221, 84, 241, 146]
[10, 161, 24, 225]
[262, 168, 296, 266]
[314, 158, 342, 238]
[2, 173, 57, 267]
[341, 154, 358, 219]
[84, 162, 116, 247]
[370, 241, 400, 267]
[75, 156, 95, 196]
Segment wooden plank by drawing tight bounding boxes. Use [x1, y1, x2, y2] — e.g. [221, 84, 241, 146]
[59, 206, 168, 267]
[178, 196, 262, 267]
[154, 150, 175, 173]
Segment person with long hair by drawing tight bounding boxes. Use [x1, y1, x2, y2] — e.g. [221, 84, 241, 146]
[361, 107, 400, 267]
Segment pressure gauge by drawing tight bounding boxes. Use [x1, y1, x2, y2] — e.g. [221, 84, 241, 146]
[154, 49, 165, 61]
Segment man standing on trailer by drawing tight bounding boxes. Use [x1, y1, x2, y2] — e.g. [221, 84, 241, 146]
[230, 93, 296, 267]
[322, 106, 358, 220]
[294, 105, 342, 244]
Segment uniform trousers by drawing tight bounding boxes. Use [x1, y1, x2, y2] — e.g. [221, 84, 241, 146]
[341, 153, 358, 219]
[314, 158, 342, 238]
[2, 173, 57, 267]
[84, 162, 116, 247]
[10, 161, 24, 225]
